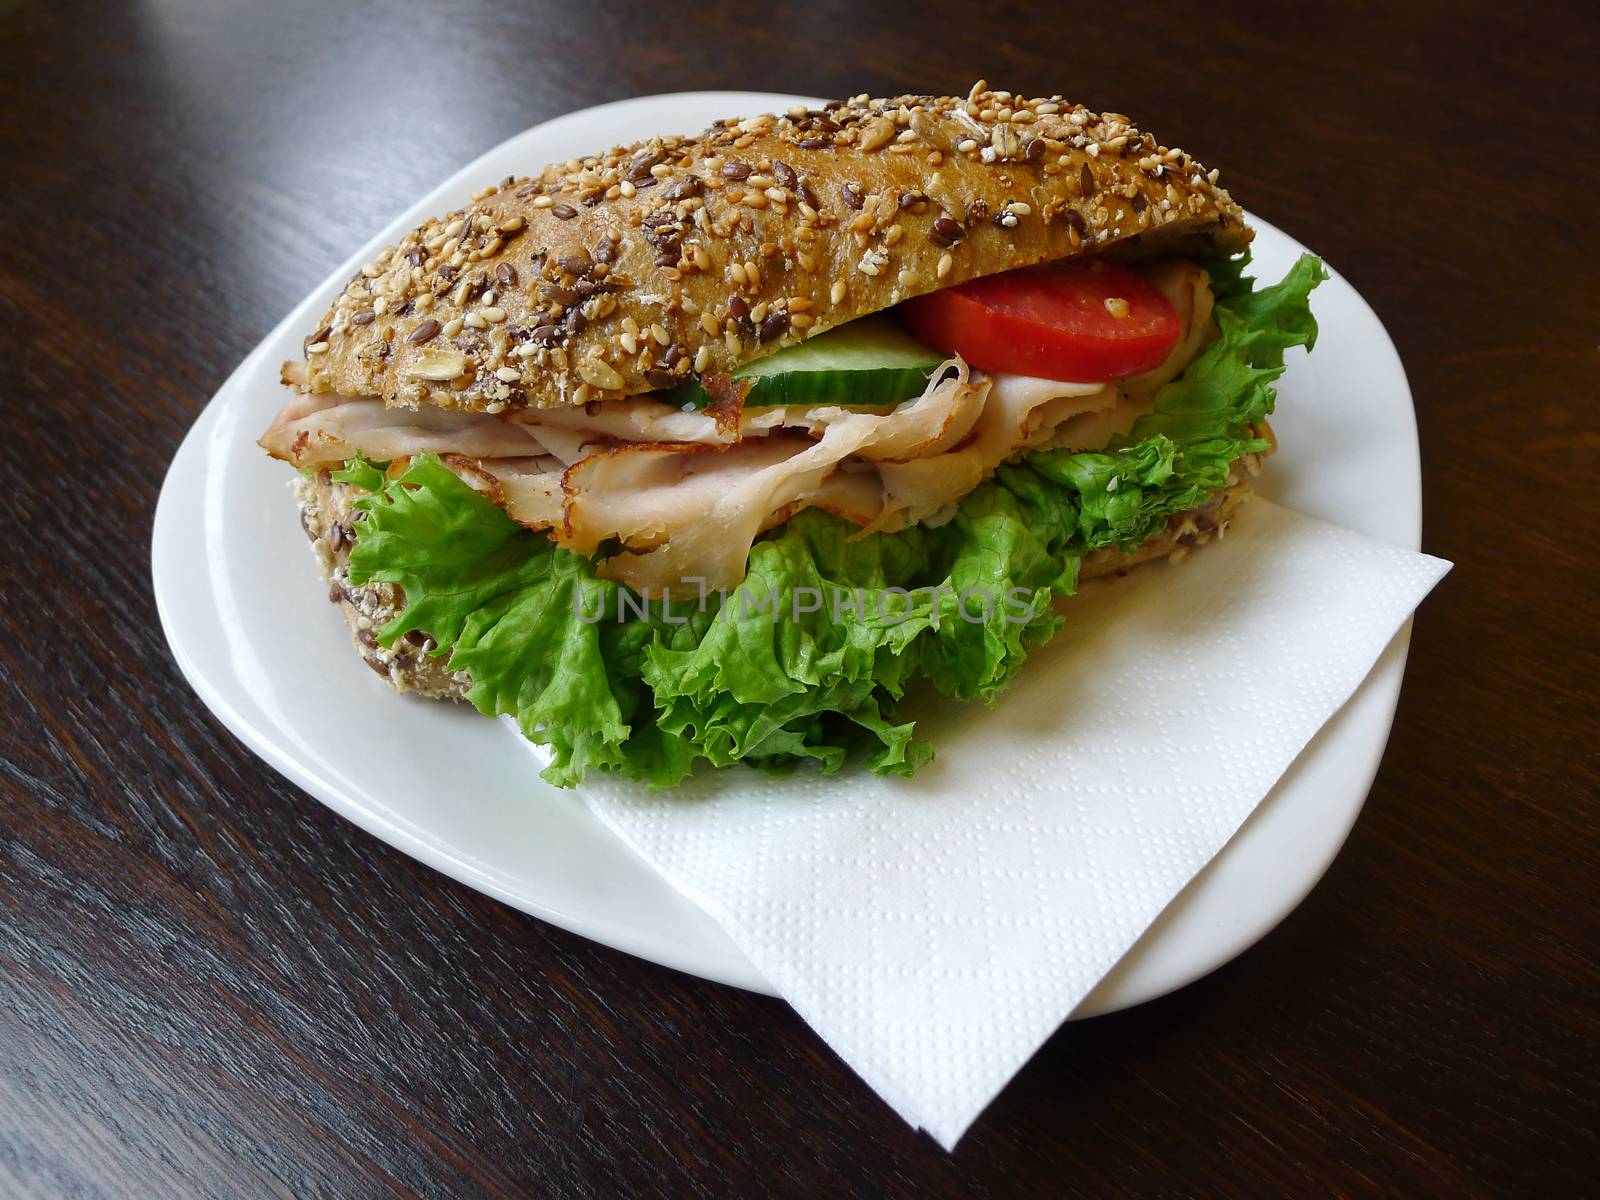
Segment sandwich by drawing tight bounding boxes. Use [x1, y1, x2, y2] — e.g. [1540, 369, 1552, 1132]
[261, 84, 1325, 786]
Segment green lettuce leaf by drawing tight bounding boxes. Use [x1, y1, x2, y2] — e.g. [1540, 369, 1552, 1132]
[340, 254, 1324, 786]
[1029, 252, 1328, 554]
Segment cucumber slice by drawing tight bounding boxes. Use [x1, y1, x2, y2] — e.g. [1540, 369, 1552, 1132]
[667, 314, 944, 409]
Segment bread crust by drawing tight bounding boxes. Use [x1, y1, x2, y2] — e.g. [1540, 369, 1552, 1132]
[290, 85, 1249, 412]
[294, 472, 471, 701]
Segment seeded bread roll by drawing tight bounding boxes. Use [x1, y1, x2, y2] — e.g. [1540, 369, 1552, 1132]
[294, 471, 469, 701]
[290, 83, 1250, 412]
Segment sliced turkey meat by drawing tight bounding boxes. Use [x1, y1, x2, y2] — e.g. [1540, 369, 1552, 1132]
[260, 260, 1216, 595]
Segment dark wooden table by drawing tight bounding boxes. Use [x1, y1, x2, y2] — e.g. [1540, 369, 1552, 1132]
[3, 1, 1596, 1195]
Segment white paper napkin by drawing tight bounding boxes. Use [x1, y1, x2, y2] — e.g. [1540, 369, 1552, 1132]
[575, 499, 1450, 1148]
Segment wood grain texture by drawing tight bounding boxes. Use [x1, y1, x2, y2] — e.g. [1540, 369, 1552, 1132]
[1, 0, 1596, 1195]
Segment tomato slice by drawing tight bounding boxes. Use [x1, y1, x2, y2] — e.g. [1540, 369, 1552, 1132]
[897, 259, 1181, 382]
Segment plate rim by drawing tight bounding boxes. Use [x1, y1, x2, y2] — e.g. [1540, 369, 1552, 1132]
[153, 90, 1422, 1010]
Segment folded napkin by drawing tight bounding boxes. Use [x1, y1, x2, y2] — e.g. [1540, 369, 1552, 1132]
[574, 499, 1450, 1148]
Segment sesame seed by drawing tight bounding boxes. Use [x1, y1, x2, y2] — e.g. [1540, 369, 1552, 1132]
[442, 317, 464, 337]
[650, 323, 670, 346]
[936, 252, 953, 279]
[464, 312, 488, 329]
[495, 366, 521, 382]
[620, 331, 639, 354]
[693, 345, 712, 372]
[830, 279, 846, 305]
[306, 341, 329, 354]
[532, 195, 554, 208]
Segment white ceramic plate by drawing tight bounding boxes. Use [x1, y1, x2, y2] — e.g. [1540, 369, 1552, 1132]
[153, 92, 1421, 1012]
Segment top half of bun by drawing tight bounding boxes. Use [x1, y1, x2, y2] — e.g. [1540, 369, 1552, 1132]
[285, 84, 1251, 411]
